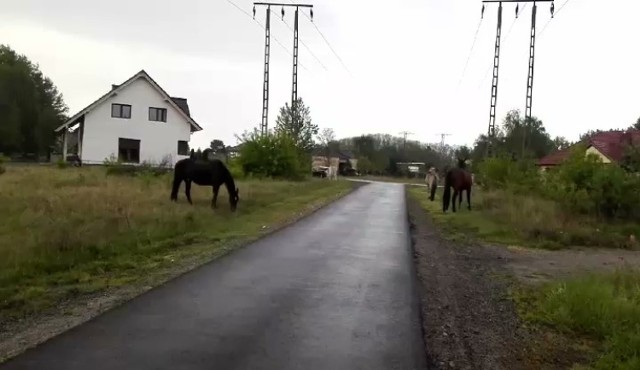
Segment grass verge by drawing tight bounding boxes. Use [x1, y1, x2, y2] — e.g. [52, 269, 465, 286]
[514, 269, 640, 369]
[407, 185, 639, 250]
[0, 166, 353, 321]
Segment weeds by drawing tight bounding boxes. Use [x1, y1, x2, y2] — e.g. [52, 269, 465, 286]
[408, 186, 639, 249]
[0, 166, 351, 319]
[517, 270, 640, 369]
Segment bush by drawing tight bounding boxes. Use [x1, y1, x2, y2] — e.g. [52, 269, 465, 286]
[546, 146, 640, 220]
[476, 156, 541, 193]
[238, 130, 307, 180]
[103, 155, 172, 177]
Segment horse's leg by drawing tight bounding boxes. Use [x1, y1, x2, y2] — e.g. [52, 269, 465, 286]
[467, 186, 472, 211]
[185, 180, 193, 205]
[211, 185, 220, 209]
[171, 177, 181, 202]
[452, 189, 458, 212]
[458, 190, 463, 210]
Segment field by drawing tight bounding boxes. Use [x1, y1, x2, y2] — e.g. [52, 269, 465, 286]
[0, 165, 353, 322]
[408, 185, 640, 369]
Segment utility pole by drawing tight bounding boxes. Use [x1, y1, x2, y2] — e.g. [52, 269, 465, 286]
[482, 0, 554, 157]
[436, 133, 451, 151]
[522, 0, 554, 158]
[482, 1, 503, 158]
[254, 2, 313, 135]
[254, 4, 271, 136]
[399, 131, 413, 154]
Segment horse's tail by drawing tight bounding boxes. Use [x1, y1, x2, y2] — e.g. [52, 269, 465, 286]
[171, 161, 184, 201]
[442, 170, 452, 212]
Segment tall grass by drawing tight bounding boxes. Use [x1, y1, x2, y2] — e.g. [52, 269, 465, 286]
[519, 270, 640, 369]
[408, 186, 639, 249]
[0, 166, 351, 319]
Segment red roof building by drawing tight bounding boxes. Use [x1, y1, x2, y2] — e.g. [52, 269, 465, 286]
[537, 129, 640, 168]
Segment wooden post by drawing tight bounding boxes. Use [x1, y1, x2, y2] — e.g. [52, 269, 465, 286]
[77, 123, 83, 160]
[62, 125, 68, 162]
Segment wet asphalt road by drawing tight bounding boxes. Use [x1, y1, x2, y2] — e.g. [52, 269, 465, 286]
[2, 183, 426, 370]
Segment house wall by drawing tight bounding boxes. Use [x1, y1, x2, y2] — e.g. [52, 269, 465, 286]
[80, 77, 192, 165]
[586, 146, 612, 163]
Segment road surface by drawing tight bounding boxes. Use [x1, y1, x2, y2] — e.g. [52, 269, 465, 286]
[2, 183, 426, 370]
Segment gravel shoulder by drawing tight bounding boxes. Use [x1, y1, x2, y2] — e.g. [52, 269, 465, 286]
[408, 194, 546, 370]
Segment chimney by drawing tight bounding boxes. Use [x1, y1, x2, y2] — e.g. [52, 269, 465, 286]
[111, 84, 120, 91]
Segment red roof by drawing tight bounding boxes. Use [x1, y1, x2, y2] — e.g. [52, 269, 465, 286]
[537, 146, 572, 166]
[537, 129, 640, 166]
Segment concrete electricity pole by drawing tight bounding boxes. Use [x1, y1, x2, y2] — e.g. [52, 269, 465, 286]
[253, 2, 313, 135]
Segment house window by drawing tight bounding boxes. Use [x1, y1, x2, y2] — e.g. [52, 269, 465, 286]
[177, 141, 189, 156]
[149, 107, 167, 122]
[118, 138, 140, 163]
[111, 104, 131, 119]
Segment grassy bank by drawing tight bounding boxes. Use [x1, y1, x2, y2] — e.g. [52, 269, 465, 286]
[516, 270, 640, 369]
[407, 185, 639, 250]
[0, 166, 352, 320]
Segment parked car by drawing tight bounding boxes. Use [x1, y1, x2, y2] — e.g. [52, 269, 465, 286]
[312, 166, 328, 178]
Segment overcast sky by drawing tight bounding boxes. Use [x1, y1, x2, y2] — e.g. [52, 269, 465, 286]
[2, 0, 639, 149]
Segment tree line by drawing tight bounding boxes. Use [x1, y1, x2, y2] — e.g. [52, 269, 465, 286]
[0, 45, 68, 158]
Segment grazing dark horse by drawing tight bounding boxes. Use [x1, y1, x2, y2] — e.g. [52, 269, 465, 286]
[442, 158, 473, 213]
[170, 156, 239, 212]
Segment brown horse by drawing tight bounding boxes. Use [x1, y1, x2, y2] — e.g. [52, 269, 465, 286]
[442, 159, 473, 213]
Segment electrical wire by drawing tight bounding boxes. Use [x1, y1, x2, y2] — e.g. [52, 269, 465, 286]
[455, 18, 484, 93]
[479, 3, 528, 88]
[270, 9, 328, 71]
[539, 0, 573, 36]
[225, 0, 308, 71]
[286, 0, 352, 76]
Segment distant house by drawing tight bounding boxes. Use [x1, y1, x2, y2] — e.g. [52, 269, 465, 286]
[537, 129, 640, 170]
[54, 70, 203, 166]
[312, 150, 358, 175]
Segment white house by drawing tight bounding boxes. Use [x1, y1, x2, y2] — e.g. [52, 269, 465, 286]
[54, 70, 203, 166]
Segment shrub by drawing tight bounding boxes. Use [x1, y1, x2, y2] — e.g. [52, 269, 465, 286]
[546, 146, 640, 220]
[238, 130, 307, 180]
[476, 156, 541, 193]
[103, 155, 172, 177]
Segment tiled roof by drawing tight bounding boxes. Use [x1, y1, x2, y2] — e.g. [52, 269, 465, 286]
[537, 146, 573, 166]
[537, 129, 640, 166]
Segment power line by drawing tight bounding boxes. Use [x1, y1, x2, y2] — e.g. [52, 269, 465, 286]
[539, 0, 572, 36]
[479, 3, 527, 87]
[225, 0, 307, 71]
[271, 8, 328, 71]
[308, 20, 352, 76]
[287, 0, 351, 76]
[456, 18, 484, 93]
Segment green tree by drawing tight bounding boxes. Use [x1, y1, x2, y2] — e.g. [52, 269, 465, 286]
[209, 139, 225, 154]
[316, 128, 336, 164]
[238, 129, 306, 179]
[633, 117, 640, 130]
[0, 45, 68, 156]
[553, 136, 571, 150]
[471, 110, 554, 162]
[275, 98, 319, 153]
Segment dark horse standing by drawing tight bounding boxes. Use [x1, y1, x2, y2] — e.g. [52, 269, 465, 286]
[442, 158, 473, 213]
[170, 154, 239, 212]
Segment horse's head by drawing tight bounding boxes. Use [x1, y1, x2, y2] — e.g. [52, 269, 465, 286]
[457, 157, 467, 169]
[230, 187, 240, 212]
